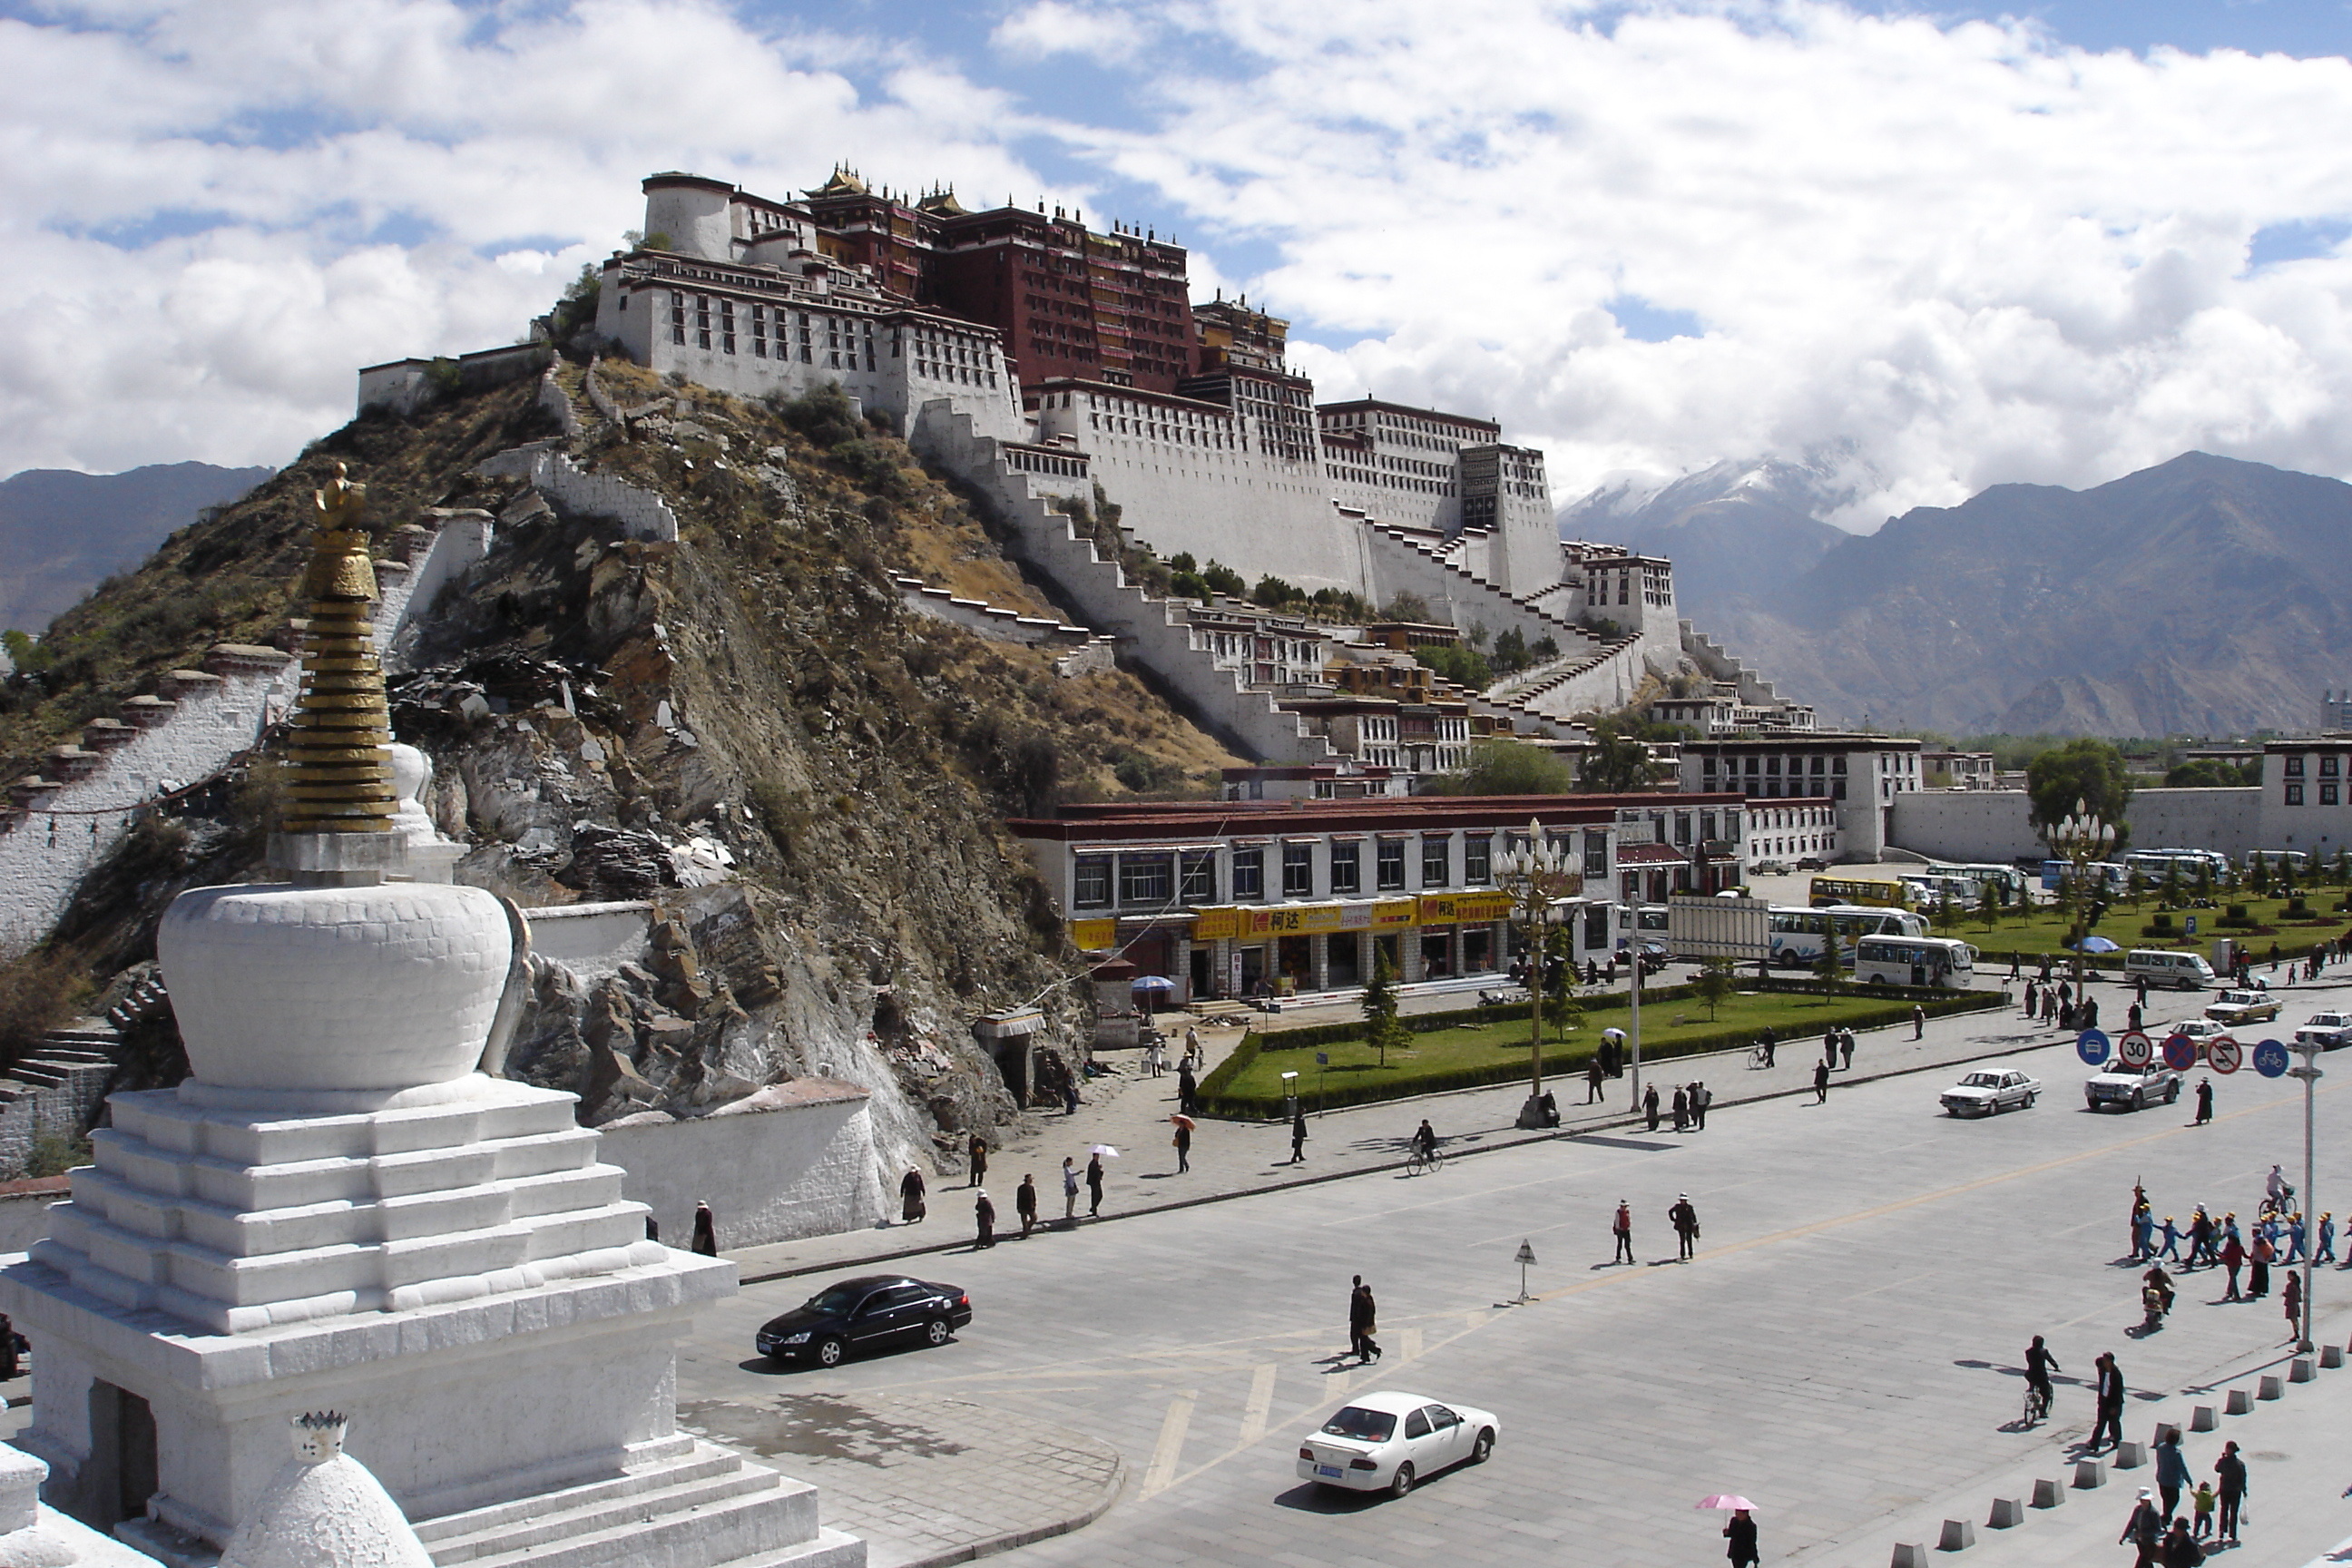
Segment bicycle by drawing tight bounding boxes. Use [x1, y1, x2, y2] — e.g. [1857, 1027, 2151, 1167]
[2260, 1188, 2296, 1222]
[2020, 1380, 2052, 1426]
[1747, 1042, 1774, 1070]
[1406, 1146, 1446, 1176]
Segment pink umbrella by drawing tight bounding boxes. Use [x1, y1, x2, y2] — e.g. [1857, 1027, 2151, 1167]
[1695, 1495, 1756, 1511]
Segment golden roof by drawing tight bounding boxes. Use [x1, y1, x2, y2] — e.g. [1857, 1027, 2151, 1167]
[280, 464, 397, 835]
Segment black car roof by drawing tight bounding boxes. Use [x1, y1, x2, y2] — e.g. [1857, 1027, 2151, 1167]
[823, 1275, 919, 1292]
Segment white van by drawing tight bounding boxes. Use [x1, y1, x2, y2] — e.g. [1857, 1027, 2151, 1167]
[2124, 948, 2217, 991]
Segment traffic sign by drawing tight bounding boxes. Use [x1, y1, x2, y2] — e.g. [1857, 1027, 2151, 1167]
[2162, 1034, 2197, 1071]
[1317, 1053, 1329, 1066]
[2253, 1039, 2291, 1079]
[2119, 1032, 2153, 1068]
[2185, 916, 2199, 936]
[2209, 1037, 2243, 1074]
[2076, 1028, 2111, 1066]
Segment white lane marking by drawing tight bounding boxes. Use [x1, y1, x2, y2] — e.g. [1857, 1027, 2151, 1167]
[1142, 1388, 1197, 1497]
[1400, 1326, 1424, 1362]
[1238, 1363, 1275, 1448]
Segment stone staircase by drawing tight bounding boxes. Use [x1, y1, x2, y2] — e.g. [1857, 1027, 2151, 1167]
[1483, 632, 1646, 715]
[1360, 521, 1598, 654]
[411, 1436, 862, 1568]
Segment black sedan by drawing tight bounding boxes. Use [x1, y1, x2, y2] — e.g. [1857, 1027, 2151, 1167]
[755, 1275, 972, 1367]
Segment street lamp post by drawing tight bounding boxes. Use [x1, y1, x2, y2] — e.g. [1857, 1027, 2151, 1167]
[2050, 801, 2115, 1011]
[1497, 818, 1582, 1131]
[2289, 1038, 2323, 1353]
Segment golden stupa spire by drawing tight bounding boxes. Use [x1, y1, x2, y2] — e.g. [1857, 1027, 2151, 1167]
[279, 463, 397, 835]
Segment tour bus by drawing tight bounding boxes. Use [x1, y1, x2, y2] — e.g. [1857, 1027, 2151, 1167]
[2040, 859, 2128, 894]
[1902, 874, 1979, 907]
[1807, 876, 1913, 910]
[1769, 904, 1930, 967]
[1853, 935, 1978, 988]
[2244, 849, 2309, 873]
[1926, 862, 2029, 902]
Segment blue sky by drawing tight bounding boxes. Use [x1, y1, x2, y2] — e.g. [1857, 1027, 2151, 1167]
[5, 0, 2352, 526]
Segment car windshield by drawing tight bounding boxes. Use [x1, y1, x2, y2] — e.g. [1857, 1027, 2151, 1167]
[1321, 1406, 1396, 1443]
[1959, 1073, 1999, 1088]
[804, 1284, 871, 1315]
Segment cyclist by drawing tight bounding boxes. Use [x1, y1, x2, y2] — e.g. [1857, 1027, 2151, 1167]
[1412, 1120, 1438, 1161]
[2024, 1335, 2060, 1419]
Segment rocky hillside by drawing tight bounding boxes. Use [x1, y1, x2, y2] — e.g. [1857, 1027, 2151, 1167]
[5, 361, 1238, 1178]
[0, 462, 270, 634]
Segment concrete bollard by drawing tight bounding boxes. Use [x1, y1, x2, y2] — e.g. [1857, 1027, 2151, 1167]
[2031, 1477, 2066, 1509]
[1987, 1497, 2024, 1529]
[1937, 1518, 1975, 1552]
[2190, 1406, 2218, 1432]
[2113, 1441, 2147, 1469]
[1890, 1544, 1929, 1568]
[2259, 1374, 2284, 1400]
[2074, 1458, 2106, 1488]
[2325, 1344, 2345, 1369]
[2226, 1387, 2254, 1415]
[2291, 1357, 2315, 1383]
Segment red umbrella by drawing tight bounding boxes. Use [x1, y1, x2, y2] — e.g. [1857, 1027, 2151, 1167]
[1168, 1113, 1197, 1130]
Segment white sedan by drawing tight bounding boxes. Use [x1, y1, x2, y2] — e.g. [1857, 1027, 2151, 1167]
[1297, 1391, 1499, 1497]
[1940, 1068, 2040, 1116]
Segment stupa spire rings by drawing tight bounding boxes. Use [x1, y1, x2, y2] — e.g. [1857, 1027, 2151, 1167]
[281, 461, 397, 837]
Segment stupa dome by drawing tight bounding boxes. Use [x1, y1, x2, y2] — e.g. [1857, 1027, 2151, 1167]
[219, 1414, 431, 1568]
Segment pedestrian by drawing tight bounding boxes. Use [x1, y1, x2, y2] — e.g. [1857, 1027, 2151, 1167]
[1015, 1172, 1038, 1239]
[0, 1314, 17, 1381]
[2137, 975, 2150, 1008]
[2158, 1215, 2181, 1261]
[2091, 1352, 2125, 1449]
[1062, 1155, 1080, 1221]
[2128, 1001, 2143, 1033]
[1612, 1199, 1633, 1265]
[1086, 1151, 1105, 1217]
[2024, 980, 2040, 1018]
[2249, 1230, 2273, 1298]
[1671, 1085, 1689, 1132]
[2283, 1270, 2302, 1338]
[2318, 1210, 2337, 1266]
[1758, 1026, 1776, 1068]
[1669, 1192, 1699, 1261]
[2213, 1440, 2246, 1544]
[1644, 1083, 1661, 1132]
[2190, 1479, 2216, 1540]
[1823, 1030, 1838, 1069]
[691, 1201, 718, 1257]
[2120, 1487, 2161, 1567]
[1184, 1025, 1200, 1071]
[1348, 1275, 1381, 1364]
[2287, 1211, 2308, 1263]
[1290, 1109, 1308, 1164]
[2155, 1426, 2190, 1520]
[1723, 1506, 1759, 1568]
[1911, 1003, 1926, 1040]
[2008, 953, 2022, 981]
[1813, 1059, 1830, 1104]
[2194, 1077, 2212, 1124]
[900, 1166, 927, 1225]
[2220, 1232, 2245, 1299]
[1840, 1029, 1854, 1071]
[1172, 1119, 1191, 1173]
[1692, 1082, 1710, 1130]
[2188, 1208, 2215, 1268]
[1177, 1062, 1199, 1116]
[2157, 1517, 2203, 1567]
[1585, 1057, 1604, 1104]
[1062, 1076, 1080, 1116]
[2132, 1207, 2155, 1263]
[968, 1132, 988, 1188]
[974, 1189, 995, 1249]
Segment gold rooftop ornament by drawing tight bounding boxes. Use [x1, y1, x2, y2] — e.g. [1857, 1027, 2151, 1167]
[280, 463, 397, 836]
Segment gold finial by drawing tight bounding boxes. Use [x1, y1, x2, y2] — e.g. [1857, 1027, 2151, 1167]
[280, 462, 397, 836]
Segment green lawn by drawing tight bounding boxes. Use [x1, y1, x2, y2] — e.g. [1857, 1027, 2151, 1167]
[1210, 988, 1994, 1116]
[1926, 891, 2351, 963]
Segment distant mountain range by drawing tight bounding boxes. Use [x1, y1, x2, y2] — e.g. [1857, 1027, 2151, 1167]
[0, 463, 271, 632]
[1561, 451, 2352, 737]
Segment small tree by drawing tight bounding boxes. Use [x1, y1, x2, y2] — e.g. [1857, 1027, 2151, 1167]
[1361, 949, 1410, 1067]
[1544, 928, 1584, 1041]
[1979, 882, 2001, 932]
[1812, 943, 1843, 1003]
[2335, 847, 2351, 887]
[2250, 857, 2270, 898]
[1693, 958, 1736, 1022]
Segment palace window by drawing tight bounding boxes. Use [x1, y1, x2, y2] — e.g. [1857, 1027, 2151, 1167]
[669, 293, 686, 346]
[720, 300, 736, 355]
[2286, 755, 2307, 777]
[1376, 839, 1406, 892]
[1422, 835, 1450, 887]
[2326, 784, 2341, 807]
[1180, 851, 1217, 904]
[1464, 836, 1492, 885]
[1328, 842, 1361, 896]
[1282, 842, 1315, 898]
[2287, 784, 2306, 806]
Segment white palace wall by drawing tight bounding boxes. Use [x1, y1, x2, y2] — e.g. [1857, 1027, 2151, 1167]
[599, 1081, 883, 1249]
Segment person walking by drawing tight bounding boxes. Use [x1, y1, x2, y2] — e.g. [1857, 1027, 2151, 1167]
[1912, 1003, 1926, 1040]
[1723, 1506, 1759, 1568]
[1177, 1061, 1199, 1116]
[1644, 1083, 1661, 1132]
[2158, 1215, 2181, 1262]
[900, 1167, 927, 1225]
[1061, 1155, 1080, 1221]
[2248, 1230, 2273, 1298]
[2157, 1516, 2202, 1567]
[1289, 1110, 1308, 1164]
[691, 1201, 719, 1257]
[1612, 1200, 1634, 1264]
[2317, 1210, 2337, 1266]
[1669, 1192, 1700, 1261]
[2213, 1440, 2246, 1544]
[1823, 1029, 1838, 1070]
[1585, 1057, 1605, 1104]
[2283, 1269, 2302, 1340]
[2120, 1488, 2162, 1567]
[2187, 1207, 2215, 1269]
[2219, 1231, 2245, 1300]
[973, 1189, 995, 1249]
[2190, 1479, 2216, 1541]
[1348, 1276, 1381, 1364]
[2091, 1352, 2126, 1450]
[2024, 979, 2040, 1019]
[1085, 1151, 1106, 1218]
[1671, 1085, 1689, 1132]
[1172, 1119, 1192, 1174]
[2132, 1206, 2156, 1263]
[1015, 1172, 1038, 1239]
[2194, 1077, 2213, 1125]
[2155, 1426, 2190, 1521]
[1813, 1059, 1830, 1104]
[1840, 1028, 1855, 1071]
[968, 1133, 988, 1189]
[1691, 1082, 1710, 1131]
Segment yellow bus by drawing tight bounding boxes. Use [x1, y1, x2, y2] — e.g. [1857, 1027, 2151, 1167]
[1808, 876, 1912, 910]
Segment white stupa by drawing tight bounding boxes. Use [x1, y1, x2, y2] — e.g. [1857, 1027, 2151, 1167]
[218, 1414, 428, 1568]
[0, 467, 861, 1567]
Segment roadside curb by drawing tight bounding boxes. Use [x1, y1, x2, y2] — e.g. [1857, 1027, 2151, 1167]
[734, 1018, 2075, 1287]
[896, 1453, 1125, 1568]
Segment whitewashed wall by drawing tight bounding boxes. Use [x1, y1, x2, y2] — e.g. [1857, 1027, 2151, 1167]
[599, 1081, 883, 1250]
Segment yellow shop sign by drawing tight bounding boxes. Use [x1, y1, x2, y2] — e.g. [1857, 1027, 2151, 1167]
[1069, 918, 1119, 950]
[1243, 900, 1418, 937]
[1191, 907, 1240, 942]
[1417, 891, 1514, 926]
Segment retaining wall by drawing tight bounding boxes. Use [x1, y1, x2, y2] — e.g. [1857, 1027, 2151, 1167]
[598, 1080, 883, 1249]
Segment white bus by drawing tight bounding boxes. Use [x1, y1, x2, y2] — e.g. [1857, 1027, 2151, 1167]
[2245, 849, 2308, 873]
[1854, 935, 1978, 988]
[1930, 862, 2031, 901]
[1768, 904, 1929, 967]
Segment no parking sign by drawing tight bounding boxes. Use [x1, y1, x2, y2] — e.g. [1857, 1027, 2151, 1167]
[2076, 1028, 2111, 1066]
[2162, 1033, 2199, 1072]
[2209, 1037, 2244, 1075]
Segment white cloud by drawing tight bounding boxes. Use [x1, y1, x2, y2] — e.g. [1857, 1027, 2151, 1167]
[990, 0, 1158, 62]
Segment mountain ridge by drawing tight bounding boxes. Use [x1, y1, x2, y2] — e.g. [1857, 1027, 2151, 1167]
[0, 461, 271, 633]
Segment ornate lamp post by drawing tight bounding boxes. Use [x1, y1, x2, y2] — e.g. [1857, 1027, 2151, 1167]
[2289, 1038, 2323, 1353]
[2050, 801, 2114, 1009]
[1497, 818, 1583, 1130]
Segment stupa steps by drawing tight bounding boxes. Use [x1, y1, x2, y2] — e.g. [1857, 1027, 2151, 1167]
[416, 1441, 833, 1568]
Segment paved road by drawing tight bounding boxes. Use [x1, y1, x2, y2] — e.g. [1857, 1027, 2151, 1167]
[683, 976, 2352, 1567]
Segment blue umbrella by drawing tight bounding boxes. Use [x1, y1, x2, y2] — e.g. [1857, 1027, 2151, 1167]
[1130, 975, 1179, 992]
[2078, 936, 2121, 954]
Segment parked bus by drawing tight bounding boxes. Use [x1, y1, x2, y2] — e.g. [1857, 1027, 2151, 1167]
[2041, 859, 2127, 895]
[1808, 876, 1913, 910]
[1854, 935, 1978, 988]
[1769, 904, 1929, 967]
[2245, 849, 2308, 873]
[1931, 862, 2030, 901]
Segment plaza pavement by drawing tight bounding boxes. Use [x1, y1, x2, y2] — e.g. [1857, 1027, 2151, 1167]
[684, 967, 2352, 1568]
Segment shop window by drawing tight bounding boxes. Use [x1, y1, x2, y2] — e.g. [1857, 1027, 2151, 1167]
[1119, 853, 1173, 906]
[1073, 857, 1112, 909]
[1232, 848, 1264, 900]
[1377, 840, 1406, 891]
[1282, 842, 1315, 897]
[1180, 851, 1217, 904]
[1329, 842, 1361, 896]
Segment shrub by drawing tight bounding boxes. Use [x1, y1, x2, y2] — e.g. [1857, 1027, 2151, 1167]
[1200, 562, 1247, 598]
[828, 437, 910, 498]
[774, 382, 863, 447]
